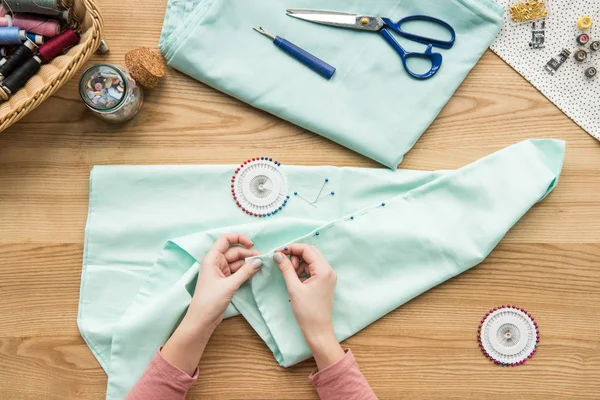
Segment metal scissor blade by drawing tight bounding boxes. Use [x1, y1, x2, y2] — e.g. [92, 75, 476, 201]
[286, 9, 383, 31]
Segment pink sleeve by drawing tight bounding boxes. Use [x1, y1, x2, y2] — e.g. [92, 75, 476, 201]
[309, 349, 377, 400]
[125, 348, 198, 400]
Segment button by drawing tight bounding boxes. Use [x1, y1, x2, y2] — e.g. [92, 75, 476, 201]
[574, 49, 588, 62]
[585, 67, 597, 79]
[577, 33, 590, 46]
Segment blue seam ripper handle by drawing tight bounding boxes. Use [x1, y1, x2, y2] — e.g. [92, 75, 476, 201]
[273, 36, 336, 80]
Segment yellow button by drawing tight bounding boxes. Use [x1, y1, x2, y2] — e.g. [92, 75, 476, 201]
[578, 16, 593, 30]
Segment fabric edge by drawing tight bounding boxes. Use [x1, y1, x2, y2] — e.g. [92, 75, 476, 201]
[77, 166, 111, 373]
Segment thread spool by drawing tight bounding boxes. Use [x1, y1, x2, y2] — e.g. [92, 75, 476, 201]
[0, 39, 36, 79]
[0, 46, 8, 57]
[38, 27, 79, 62]
[1, 54, 41, 95]
[0, 4, 6, 17]
[3, 0, 65, 17]
[0, 15, 12, 27]
[26, 33, 43, 44]
[0, 27, 25, 45]
[12, 14, 61, 37]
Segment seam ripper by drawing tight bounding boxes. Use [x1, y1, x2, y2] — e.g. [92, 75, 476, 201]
[253, 27, 336, 80]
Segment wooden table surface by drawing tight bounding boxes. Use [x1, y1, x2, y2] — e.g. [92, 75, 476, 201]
[1, 1, 600, 399]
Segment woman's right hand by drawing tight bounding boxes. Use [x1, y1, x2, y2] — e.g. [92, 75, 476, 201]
[273, 244, 345, 370]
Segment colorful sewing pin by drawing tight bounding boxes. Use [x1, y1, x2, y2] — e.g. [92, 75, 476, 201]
[478, 305, 539, 366]
[231, 158, 289, 217]
[253, 26, 336, 80]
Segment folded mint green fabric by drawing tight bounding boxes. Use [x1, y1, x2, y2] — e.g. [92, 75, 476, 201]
[77, 139, 564, 399]
[158, 0, 504, 168]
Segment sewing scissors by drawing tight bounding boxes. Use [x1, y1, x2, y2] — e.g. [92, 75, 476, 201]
[286, 9, 456, 80]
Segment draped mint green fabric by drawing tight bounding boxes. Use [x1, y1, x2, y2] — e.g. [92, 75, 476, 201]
[77, 140, 564, 399]
[158, 0, 505, 168]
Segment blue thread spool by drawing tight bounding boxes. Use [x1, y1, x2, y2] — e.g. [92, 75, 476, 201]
[25, 33, 44, 45]
[0, 27, 26, 45]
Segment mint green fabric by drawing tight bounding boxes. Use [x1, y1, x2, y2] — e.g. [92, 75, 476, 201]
[77, 139, 564, 399]
[158, 0, 505, 168]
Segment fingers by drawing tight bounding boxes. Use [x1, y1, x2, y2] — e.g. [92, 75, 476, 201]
[295, 261, 308, 277]
[279, 244, 321, 265]
[224, 247, 260, 263]
[211, 233, 254, 254]
[229, 259, 245, 272]
[290, 255, 301, 270]
[279, 244, 330, 276]
[228, 259, 263, 289]
[273, 252, 301, 290]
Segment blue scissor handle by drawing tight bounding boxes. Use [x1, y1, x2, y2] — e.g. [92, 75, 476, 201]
[381, 15, 456, 50]
[379, 15, 455, 79]
[379, 30, 443, 80]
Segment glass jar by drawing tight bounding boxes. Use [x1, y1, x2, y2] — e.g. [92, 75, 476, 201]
[79, 63, 143, 123]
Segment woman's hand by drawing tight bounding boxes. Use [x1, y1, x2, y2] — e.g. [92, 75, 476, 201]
[187, 233, 262, 331]
[273, 244, 345, 370]
[162, 234, 262, 375]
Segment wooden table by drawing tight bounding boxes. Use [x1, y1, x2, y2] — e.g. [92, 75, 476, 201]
[1, 1, 599, 399]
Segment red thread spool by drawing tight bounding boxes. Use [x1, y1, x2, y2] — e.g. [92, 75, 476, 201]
[12, 14, 61, 37]
[38, 28, 80, 62]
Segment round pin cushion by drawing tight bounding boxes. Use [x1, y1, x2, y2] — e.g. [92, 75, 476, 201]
[231, 158, 288, 218]
[478, 305, 539, 366]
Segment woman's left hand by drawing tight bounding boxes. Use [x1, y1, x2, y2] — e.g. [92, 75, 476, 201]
[161, 234, 263, 376]
[187, 233, 263, 331]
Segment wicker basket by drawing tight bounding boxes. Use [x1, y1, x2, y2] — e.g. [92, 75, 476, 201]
[0, 0, 104, 132]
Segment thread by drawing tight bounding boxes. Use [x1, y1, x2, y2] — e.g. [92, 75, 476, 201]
[25, 32, 43, 44]
[0, 39, 35, 78]
[0, 15, 12, 27]
[38, 27, 79, 62]
[0, 27, 24, 45]
[2, 54, 41, 94]
[3, 0, 65, 17]
[13, 14, 61, 37]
